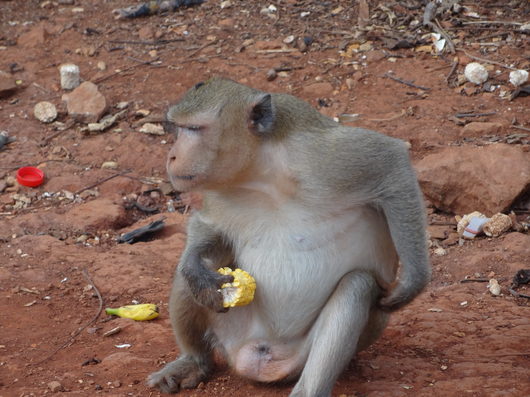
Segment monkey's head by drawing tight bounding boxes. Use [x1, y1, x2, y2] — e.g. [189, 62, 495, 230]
[165, 78, 275, 192]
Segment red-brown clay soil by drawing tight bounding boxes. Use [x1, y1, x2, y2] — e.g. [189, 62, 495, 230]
[1, 1, 529, 396]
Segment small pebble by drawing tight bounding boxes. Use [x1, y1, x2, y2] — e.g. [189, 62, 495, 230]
[139, 123, 164, 135]
[48, 380, 64, 392]
[101, 161, 118, 169]
[509, 69, 528, 87]
[34, 101, 57, 123]
[488, 279, 501, 296]
[464, 62, 488, 85]
[266, 68, 277, 81]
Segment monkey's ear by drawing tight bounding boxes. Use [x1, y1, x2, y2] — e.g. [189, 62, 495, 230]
[249, 94, 275, 135]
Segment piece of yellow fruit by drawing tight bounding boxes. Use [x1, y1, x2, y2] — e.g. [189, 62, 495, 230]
[105, 303, 159, 321]
[217, 268, 256, 308]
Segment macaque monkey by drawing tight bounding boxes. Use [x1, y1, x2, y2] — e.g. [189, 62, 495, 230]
[148, 78, 431, 396]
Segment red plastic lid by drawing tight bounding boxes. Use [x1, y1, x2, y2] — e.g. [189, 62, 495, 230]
[16, 166, 45, 187]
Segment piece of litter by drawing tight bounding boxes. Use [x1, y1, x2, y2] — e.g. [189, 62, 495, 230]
[115, 343, 131, 349]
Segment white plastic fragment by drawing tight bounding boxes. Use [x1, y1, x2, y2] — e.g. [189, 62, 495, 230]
[456, 211, 487, 236]
[462, 216, 490, 239]
[59, 63, 80, 90]
[509, 69, 529, 87]
[464, 62, 488, 85]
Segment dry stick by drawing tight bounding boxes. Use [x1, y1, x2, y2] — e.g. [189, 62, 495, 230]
[461, 20, 523, 26]
[458, 49, 517, 71]
[108, 38, 184, 46]
[74, 169, 132, 196]
[433, 18, 456, 54]
[383, 73, 431, 91]
[422, 1, 455, 54]
[187, 40, 218, 58]
[455, 112, 497, 118]
[509, 288, 530, 299]
[34, 269, 103, 365]
[445, 60, 459, 83]
[512, 125, 530, 133]
[460, 278, 489, 283]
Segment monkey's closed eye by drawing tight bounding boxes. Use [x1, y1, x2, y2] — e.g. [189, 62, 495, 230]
[181, 125, 204, 134]
[162, 120, 178, 135]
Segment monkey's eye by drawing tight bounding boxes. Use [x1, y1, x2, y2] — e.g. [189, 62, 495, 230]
[162, 120, 178, 135]
[180, 125, 204, 135]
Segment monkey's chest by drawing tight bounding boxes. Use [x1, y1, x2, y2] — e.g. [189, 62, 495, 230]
[205, 202, 395, 332]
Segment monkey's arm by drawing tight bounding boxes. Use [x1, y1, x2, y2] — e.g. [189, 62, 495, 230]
[316, 128, 431, 311]
[178, 213, 234, 313]
[375, 162, 431, 311]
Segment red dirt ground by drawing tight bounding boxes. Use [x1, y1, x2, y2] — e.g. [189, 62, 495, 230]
[1, 1, 529, 396]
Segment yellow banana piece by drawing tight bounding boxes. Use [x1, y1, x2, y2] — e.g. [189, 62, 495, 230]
[105, 303, 159, 321]
[217, 268, 256, 308]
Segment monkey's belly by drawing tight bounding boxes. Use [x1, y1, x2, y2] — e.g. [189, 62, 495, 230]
[209, 205, 397, 380]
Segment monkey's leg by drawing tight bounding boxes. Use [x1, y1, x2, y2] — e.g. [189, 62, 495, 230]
[147, 274, 213, 393]
[290, 271, 381, 397]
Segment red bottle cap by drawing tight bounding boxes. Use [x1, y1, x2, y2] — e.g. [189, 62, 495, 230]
[16, 166, 45, 187]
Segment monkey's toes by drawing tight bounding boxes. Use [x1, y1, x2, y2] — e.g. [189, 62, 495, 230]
[148, 358, 209, 393]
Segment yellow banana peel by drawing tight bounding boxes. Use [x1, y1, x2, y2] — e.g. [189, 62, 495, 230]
[105, 303, 159, 321]
[217, 268, 256, 308]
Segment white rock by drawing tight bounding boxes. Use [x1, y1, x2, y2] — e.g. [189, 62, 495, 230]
[433, 247, 447, 256]
[509, 69, 529, 87]
[139, 123, 164, 135]
[464, 62, 488, 85]
[487, 279, 501, 296]
[101, 161, 118, 169]
[34, 101, 57, 123]
[59, 63, 80, 90]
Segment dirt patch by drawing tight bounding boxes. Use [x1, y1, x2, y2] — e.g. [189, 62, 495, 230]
[1, 1, 529, 396]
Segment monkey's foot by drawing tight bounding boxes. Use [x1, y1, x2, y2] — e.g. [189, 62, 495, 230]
[147, 356, 209, 394]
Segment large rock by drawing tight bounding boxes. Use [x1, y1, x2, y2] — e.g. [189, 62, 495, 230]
[62, 81, 107, 123]
[416, 144, 530, 215]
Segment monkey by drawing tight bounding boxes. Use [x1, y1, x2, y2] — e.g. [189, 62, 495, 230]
[148, 77, 431, 396]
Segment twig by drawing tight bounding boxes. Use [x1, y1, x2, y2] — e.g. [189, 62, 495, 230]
[509, 288, 530, 299]
[512, 125, 530, 133]
[187, 40, 217, 58]
[422, 1, 455, 54]
[458, 50, 517, 71]
[445, 60, 459, 83]
[33, 269, 103, 365]
[383, 73, 431, 91]
[461, 20, 523, 26]
[39, 121, 76, 146]
[108, 38, 184, 46]
[74, 169, 132, 195]
[255, 49, 300, 54]
[460, 278, 489, 283]
[455, 112, 496, 118]
[433, 18, 456, 54]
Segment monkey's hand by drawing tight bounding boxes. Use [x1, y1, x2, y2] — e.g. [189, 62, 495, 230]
[181, 265, 234, 313]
